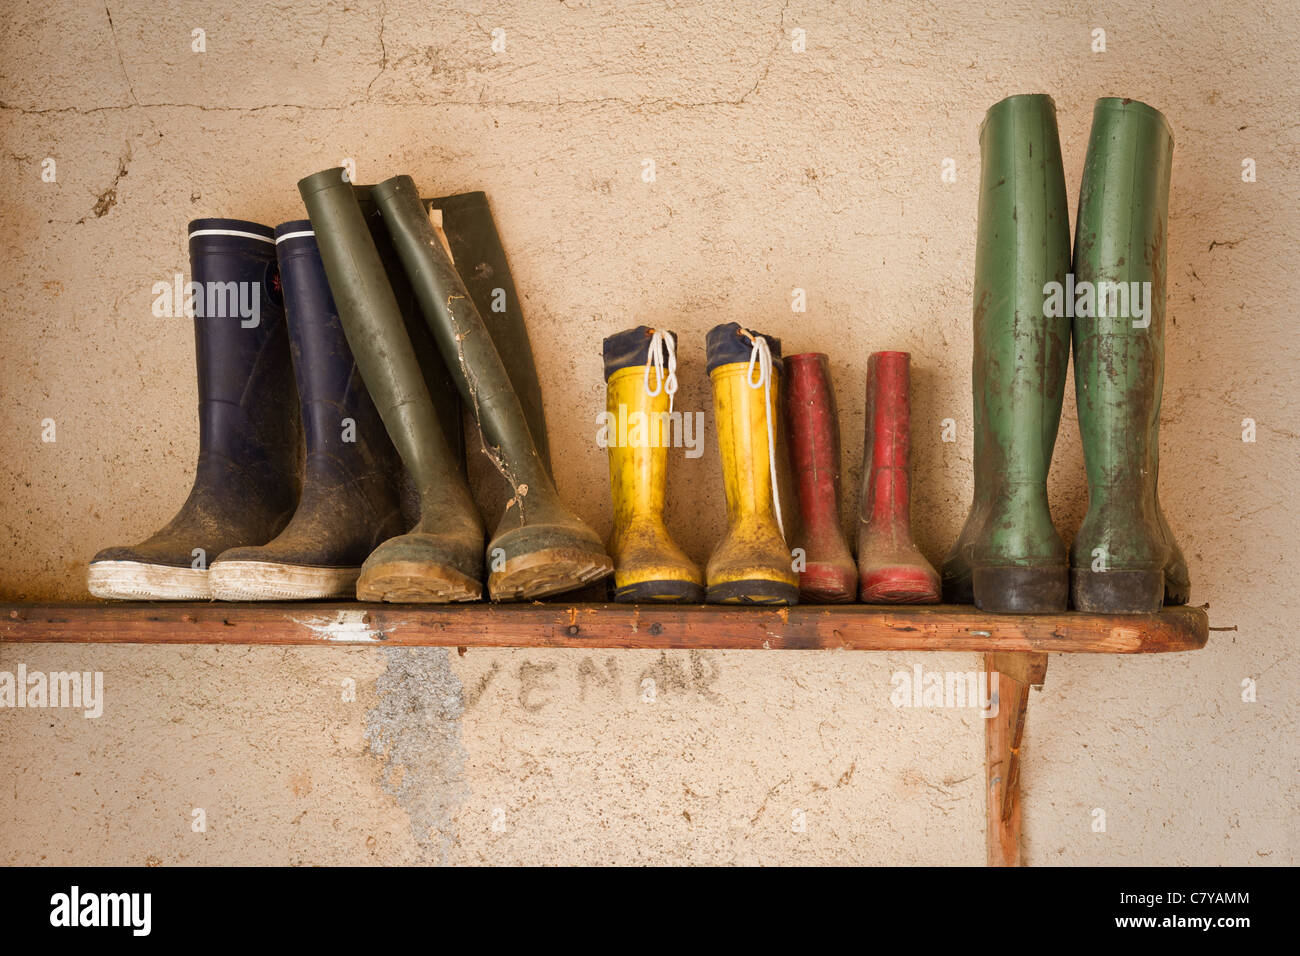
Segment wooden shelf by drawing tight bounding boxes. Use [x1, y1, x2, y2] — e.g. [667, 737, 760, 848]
[0, 602, 1207, 652]
[0, 599, 1209, 867]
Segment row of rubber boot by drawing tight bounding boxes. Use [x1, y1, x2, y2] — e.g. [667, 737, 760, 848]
[601, 324, 938, 606]
[89, 170, 613, 602]
[942, 94, 1190, 615]
[88, 96, 1188, 615]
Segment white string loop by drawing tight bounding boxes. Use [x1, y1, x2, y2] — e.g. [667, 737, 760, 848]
[642, 329, 678, 416]
[742, 330, 784, 539]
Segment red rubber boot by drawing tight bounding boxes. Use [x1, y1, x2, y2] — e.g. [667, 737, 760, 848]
[857, 351, 940, 603]
[783, 353, 857, 603]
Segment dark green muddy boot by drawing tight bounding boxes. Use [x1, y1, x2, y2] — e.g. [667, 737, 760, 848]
[372, 175, 613, 601]
[942, 93, 1072, 613]
[354, 183, 471, 529]
[300, 168, 485, 602]
[423, 192, 552, 474]
[1071, 98, 1189, 613]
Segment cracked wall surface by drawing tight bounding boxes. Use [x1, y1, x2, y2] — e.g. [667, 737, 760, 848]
[0, 0, 1296, 865]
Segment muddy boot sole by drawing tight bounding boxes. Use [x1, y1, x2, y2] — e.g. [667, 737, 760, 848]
[860, 572, 942, 604]
[1071, 568, 1164, 614]
[972, 565, 1067, 613]
[706, 579, 800, 605]
[210, 561, 361, 601]
[357, 560, 482, 603]
[614, 579, 705, 604]
[87, 561, 211, 600]
[798, 563, 858, 604]
[489, 547, 613, 602]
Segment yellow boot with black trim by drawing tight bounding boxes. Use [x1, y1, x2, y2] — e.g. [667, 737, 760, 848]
[601, 326, 705, 603]
[705, 323, 799, 605]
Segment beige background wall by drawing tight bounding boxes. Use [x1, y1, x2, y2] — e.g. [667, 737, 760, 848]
[0, 0, 1294, 864]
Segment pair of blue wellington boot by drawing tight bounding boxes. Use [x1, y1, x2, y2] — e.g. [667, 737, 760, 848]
[87, 218, 405, 600]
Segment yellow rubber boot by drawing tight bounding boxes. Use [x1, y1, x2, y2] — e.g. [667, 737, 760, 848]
[705, 323, 800, 605]
[602, 327, 704, 603]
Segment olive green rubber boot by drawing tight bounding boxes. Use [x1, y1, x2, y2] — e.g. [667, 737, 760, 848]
[299, 168, 485, 602]
[1071, 98, 1189, 613]
[355, 185, 468, 482]
[943, 93, 1072, 613]
[372, 175, 612, 601]
[423, 192, 552, 475]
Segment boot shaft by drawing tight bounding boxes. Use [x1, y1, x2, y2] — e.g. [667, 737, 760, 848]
[298, 169, 467, 508]
[274, 221, 399, 480]
[426, 191, 551, 474]
[370, 176, 554, 513]
[973, 94, 1072, 487]
[783, 353, 845, 539]
[861, 351, 914, 530]
[355, 186, 466, 467]
[706, 323, 784, 527]
[603, 326, 677, 522]
[1073, 97, 1173, 488]
[186, 219, 298, 490]
[187, 219, 284, 404]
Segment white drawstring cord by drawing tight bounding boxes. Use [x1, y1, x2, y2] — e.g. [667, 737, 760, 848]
[643, 329, 678, 416]
[742, 330, 784, 539]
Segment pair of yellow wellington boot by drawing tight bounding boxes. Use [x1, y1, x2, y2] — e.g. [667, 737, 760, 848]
[600, 323, 798, 605]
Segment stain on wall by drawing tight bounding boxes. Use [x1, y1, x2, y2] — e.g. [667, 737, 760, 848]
[364, 648, 468, 864]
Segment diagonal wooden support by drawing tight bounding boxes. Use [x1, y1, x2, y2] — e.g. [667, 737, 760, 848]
[985, 651, 1047, 866]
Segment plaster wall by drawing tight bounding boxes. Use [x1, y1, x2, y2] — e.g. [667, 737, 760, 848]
[0, 0, 1294, 864]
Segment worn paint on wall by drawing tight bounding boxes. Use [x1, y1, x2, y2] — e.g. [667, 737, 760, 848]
[0, 0, 1296, 864]
[363, 648, 468, 865]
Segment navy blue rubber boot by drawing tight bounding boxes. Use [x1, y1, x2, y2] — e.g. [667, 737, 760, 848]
[88, 219, 300, 599]
[209, 221, 406, 599]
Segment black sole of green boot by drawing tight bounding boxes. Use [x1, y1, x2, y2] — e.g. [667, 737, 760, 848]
[972, 566, 1067, 614]
[941, 571, 974, 605]
[1164, 576, 1191, 606]
[1071, 568, 1165, 614]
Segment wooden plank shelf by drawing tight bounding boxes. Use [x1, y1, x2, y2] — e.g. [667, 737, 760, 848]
[0, 600, 1209, 867]
[0, 602, 1208, 652]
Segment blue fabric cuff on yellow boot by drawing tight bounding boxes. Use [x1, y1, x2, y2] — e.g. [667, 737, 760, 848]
[603, 326, 680, 380]
[705, 322, 783, 374]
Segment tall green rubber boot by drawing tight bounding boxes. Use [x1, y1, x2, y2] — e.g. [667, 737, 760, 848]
[372, 175, 613, 601]
[299, 168, 485, 602]
[1071, 98, 1189, 613]
[423, 192, 552, 475]
[356, 186, 467, 477]
[942, 93, 1072, 613]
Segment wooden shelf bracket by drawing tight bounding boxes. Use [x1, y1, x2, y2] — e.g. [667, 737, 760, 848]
[984, 651, 1048, 866]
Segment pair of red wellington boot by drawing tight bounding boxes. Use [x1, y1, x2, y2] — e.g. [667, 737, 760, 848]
[784, 351, 940, 604]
